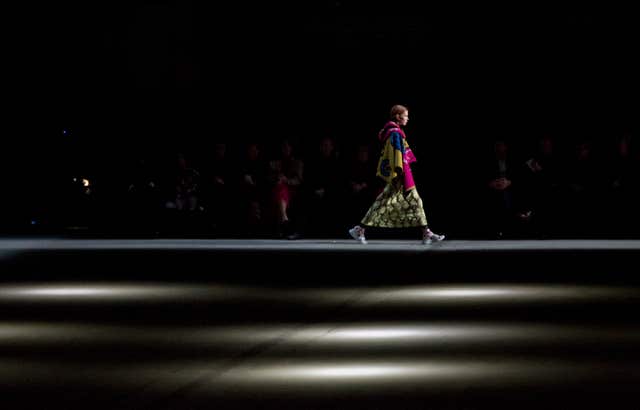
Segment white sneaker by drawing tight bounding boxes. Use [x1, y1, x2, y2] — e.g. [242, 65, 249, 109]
[349, 227, 367, 244]
[423, 233, 445, 245]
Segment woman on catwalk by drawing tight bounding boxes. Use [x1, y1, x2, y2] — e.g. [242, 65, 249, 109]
[348, 104, 445, 245]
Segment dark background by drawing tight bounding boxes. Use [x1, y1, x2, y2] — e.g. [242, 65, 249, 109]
[4, 2, 640, 236]
[11, 3, 640, 141]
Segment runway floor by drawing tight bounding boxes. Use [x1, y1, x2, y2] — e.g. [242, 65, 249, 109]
[1, 238, 639, 409]
[4, 237, 640, 251]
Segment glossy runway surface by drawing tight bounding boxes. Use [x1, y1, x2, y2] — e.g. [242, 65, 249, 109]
[1, 239, 639, 409]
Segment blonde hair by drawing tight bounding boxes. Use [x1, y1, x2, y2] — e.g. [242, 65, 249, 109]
[390, 104, 408, 121]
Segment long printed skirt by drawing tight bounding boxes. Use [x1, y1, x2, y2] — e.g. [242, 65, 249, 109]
[361, 183, 428, 228]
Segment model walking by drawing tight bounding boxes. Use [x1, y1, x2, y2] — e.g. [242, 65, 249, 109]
[349, 104, 445, 245]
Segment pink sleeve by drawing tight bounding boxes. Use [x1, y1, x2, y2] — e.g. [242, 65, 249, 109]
[404, 148, 417, 164]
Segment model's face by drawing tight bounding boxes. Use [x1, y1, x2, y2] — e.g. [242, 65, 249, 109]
[397, 111, 409, 126]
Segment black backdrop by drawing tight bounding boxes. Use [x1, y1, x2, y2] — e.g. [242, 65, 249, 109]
[5, 2, 640, 235]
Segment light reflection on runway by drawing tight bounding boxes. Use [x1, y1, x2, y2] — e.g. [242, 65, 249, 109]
[1, 282, 638, 304]
[0, 357, 637, 393]
[1, 277, 640, 408]
[1, 321, 640, 348]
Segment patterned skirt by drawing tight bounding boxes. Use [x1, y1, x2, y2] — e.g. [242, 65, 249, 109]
[361, 183, 428, 228]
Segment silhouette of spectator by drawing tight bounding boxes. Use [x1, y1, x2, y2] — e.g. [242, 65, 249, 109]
[519, 133, 565, 238]
[564, 138, 605, 236]
[296, 135, 343, 238]
[161, 151, 201, 235]
[173, 152, 201, 212]
[343, 142, 379, 231]
[603, 130, 640, 236]
[479, 138, 528, 238]
[236, 141, 270, 237]
[200, 141, 234, 235]
[267, 138, 304, 238]
[124, 155, 162, 234]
